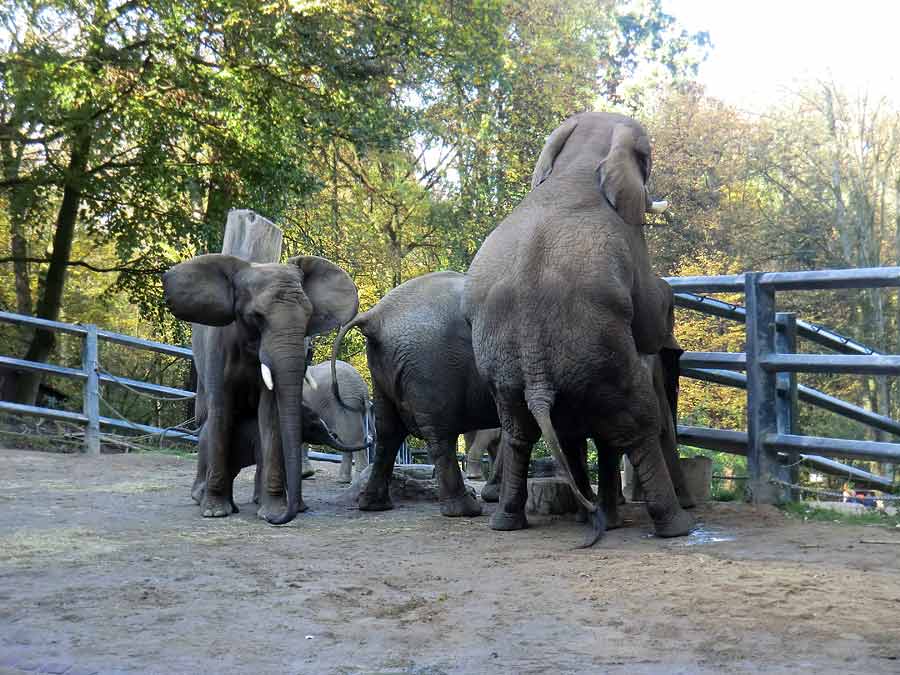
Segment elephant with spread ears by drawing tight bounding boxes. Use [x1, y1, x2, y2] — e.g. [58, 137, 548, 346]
[462, 111, 695, 544]
[163, 253, 360, 525]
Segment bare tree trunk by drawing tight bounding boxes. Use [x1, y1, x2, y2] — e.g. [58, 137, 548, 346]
[14, 124, 93, 404]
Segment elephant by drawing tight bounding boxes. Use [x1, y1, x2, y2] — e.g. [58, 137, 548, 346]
[162, 253, 359, 525]
[462, 111, 695, 543]
[463, 428, 501, 480]
[330, 271, 495, 518]
[301, 360, 374, 484]
[192, 399, 369, 507]
[480, 338, 694, 525]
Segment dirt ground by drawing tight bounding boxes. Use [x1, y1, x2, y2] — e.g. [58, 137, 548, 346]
[1, 448, 899, 674]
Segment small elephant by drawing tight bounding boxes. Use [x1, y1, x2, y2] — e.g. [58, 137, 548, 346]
[463, 111, 694, 542]
[301, 360, 374, 483]
[330, 271, 496, 518]
[163, 253, 359, 525]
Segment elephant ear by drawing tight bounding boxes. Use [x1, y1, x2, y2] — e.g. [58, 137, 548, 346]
[291, 255, 359, 335]
[162, 254, 249, 326]
[531, 116, 580, 189]
[598, 123, 652, 226]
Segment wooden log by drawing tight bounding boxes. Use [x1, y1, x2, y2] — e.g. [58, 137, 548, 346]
[526, 477, 579, 515]
[221, 209, 283, 262]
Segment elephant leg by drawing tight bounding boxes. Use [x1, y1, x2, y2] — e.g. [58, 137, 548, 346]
[359, 391, 404, 512]
[559, 436, 593, 523]
[301, 444, 314, 480]
[490, 408, 538, 531]
[352, 447, 369, 481]
[601, 361, 692, 538]
[191, 422, 209, 504]
[595, 448, 624, 530]
[200, 404, 237, 518]
[481, 441, 503, 503]
[427, 436, 481, 517]
[338, 451, 353, 484]
[464, 431, 483, 480]
[651, 353, 694, 509]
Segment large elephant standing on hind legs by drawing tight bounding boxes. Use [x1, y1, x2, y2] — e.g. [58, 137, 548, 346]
[463, 111, 694, 544]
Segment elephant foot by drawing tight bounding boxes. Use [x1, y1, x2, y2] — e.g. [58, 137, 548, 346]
[480, 481, 500, 503]
[604, 510, 625, 530]
[575, 506, 588, 523]
[440, 493, 482, 517]
[358, 489, 394, 512]
[201, 494, 236, 518]
[191, 479, 206, 505]
[652, 507, 694, 538]
[490, 509, 528, 531]
[678, 493, 697, 510]
[302, 463, 315, 480]
[257, 494, 286, 521]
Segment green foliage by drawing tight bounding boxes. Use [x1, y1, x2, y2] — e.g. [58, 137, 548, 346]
[781, 502, 900, 529]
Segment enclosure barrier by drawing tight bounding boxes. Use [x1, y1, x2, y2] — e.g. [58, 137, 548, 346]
[3, 267, 900, 495]
[0, 310, 344, 463]
[666, 266, 900, 502]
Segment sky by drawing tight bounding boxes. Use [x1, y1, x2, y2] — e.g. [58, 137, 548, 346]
[661, 0, 900, 110]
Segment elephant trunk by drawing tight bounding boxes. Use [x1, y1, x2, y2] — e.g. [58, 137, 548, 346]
[264, 343, 307, 526]
[303, 409, 370, 452]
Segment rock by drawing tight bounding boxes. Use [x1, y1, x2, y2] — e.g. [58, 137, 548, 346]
[526, 477, 579, 515]
[812, 501, 868, 514]
[340, 464, 476, 505]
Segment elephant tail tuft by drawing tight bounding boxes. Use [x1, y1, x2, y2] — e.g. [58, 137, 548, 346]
[330, 312, 369, 412]
[527, 394, 605, 547]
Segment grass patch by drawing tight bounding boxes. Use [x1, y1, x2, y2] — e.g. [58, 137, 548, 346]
[780, 502, 900, 528]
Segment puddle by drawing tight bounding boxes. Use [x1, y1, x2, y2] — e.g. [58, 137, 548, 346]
[679, 525, 736, 546]
[647, 525, 736, 546]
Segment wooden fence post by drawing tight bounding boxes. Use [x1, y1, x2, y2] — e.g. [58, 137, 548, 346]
[745, 272, 780, 503]
[82, 324, 101, 455]
[776, 312, 800, 500]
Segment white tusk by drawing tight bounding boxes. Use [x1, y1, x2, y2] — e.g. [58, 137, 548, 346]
[304, 371, 318, 391]
[649, 199, 669, 213]
[260, 363, 274, 391]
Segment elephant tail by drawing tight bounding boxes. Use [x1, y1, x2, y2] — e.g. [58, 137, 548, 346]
[528, 396, 606, 548]
[330, 312, 369, 413]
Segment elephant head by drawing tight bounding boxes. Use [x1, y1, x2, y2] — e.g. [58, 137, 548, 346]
[531, 112, 667, 226]
[162, 253, 358, 524]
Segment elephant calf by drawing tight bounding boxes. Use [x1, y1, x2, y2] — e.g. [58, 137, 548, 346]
[331, 271, 497, 517]
[301, 360, 373, 483]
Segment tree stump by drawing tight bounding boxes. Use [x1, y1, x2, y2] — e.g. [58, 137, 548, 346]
[221, 209, 283, 261]
[342, 464, 477, 504]
[680, 456, 712, 503]
[526, 477, 579, 515]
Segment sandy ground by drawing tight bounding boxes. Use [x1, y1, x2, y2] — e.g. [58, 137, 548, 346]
[1, 448, 899, 674]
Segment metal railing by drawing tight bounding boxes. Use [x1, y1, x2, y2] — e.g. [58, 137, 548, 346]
[0, 311, 198, 452]
[666, 266, 900, 501]
[3, 265, 900, 494]
[0, 311, 351, 463]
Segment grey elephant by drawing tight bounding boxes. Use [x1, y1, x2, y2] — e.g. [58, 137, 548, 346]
[330, 271, 494, 517]
[301, 360, 373, 483]
[192, 400, 368, 507]
[463, 111, 694, 542]
[163, 253, 359, 525]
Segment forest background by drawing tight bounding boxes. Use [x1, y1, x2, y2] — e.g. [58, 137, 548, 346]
[2, 0, 898, 486]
